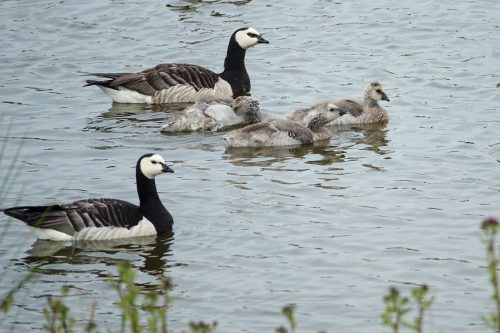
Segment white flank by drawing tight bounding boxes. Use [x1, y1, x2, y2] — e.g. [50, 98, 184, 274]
[100, 86, 153, 104]
[153, 78, 232, 103]
[30, 218, 157, 241]
[30, 227, 73, 241]
[74, 218, 157, 241]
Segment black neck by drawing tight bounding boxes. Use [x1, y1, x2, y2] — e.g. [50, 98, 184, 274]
[223, 41, 247, 71]
[136, 169, 173, 233]
[220, 39, 250, 98]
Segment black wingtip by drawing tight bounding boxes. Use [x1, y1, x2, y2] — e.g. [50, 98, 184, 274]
[84, 79, 115, 89]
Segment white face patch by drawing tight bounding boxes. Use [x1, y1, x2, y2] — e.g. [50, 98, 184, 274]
[235, 27, 263, 49]
[140, 154, 167, 179]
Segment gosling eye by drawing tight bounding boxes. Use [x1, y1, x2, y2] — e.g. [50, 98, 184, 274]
[376, 89, 383, 94]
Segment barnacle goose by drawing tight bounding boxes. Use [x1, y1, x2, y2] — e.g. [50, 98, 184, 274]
[85, 27, 269, 104]
[160, 96, 261, 132]
[222, 104, 347, 148]
[3, 154, 174, 241]
[286, 82, 390, 125]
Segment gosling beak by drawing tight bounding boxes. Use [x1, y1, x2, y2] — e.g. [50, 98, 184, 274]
[381, 93, 390, 102]
[338, 108, 349, 116]
[257, 35, 269, 44]
[161, 163, 174, 173]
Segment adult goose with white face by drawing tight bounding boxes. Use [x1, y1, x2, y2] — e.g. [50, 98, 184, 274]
[3, 154, 174, 241]
[85, 27, 269, 104]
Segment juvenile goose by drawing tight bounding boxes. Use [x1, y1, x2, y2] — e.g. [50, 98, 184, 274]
[222, 105, 347, 148]
[85, 27, 269, 104]
[3, 154, 174, 241]
[286, 82, 390, 125]
[161, 96, 261, 132]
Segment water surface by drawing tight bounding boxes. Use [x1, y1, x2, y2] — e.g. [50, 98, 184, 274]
[1, 0, 499, 332]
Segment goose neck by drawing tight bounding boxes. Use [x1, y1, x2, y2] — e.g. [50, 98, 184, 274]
[223, 41, 247, 71]
[136, 170, 161, 207]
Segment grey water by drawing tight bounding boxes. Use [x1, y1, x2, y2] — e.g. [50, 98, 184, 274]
[1, 0, 499, 332]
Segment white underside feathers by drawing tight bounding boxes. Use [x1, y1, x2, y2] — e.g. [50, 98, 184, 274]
[30, 218, 157, 241]
[102, 78, 233, 104]
[100, 86, 153, 104]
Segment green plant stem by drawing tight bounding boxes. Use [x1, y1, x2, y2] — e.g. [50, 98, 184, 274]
[488, 225, 500, 331]
[481, 217, 500, 332]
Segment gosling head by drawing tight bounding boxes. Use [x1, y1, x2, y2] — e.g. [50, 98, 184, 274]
[232, 96, 262, 123]
[365, 82, 390, 102]
[307, 104, 347, 131]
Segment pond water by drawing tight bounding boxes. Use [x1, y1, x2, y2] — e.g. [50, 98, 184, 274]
[1, 0, 499, 332]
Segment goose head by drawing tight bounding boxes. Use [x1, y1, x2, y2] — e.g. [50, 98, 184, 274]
[232, 96, 262, 123]
[139, 154, 174, 180]
[233, 27, 269, 49]
[365, 82, 390, 102]
[307, 104, 347, 131]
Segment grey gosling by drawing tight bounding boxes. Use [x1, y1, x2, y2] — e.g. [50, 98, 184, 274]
[287, 82, 390, 126]
[161, 96, 261, 132]
[223, 105, 347, 148]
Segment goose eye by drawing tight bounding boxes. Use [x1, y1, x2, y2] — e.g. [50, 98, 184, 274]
[151, 160, 158, 165]
[247, 32, 258, 38]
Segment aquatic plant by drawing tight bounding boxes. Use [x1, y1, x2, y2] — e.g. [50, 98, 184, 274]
[481, 216, 500, 332]
[382, 284, 433, 333]
[0, 123, 37, 319]
[275, 304, 297, 333]
[44, 287, 75, 333]
[382, 286, 411, 333]
[107, 261, 172, 333]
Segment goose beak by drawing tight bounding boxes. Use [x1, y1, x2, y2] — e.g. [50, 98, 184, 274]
[381, 93, 390, 102]
[257, 35, 269, 44]
[338, 108, 349, 116]
[161, 164, 174, 173]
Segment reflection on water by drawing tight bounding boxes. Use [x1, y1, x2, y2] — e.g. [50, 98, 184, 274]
[336, 122, 390, 156]
[83, 102, 190, 134]
[22, 232, 175, 278]
[166, 0, 252, 14]
[99, 103, 189, 119]
[223, 143, 345, 167]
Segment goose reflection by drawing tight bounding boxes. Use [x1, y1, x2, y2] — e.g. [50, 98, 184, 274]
[223, 142, 345, 167]
[99, 103, 188, 119]
[84, 103, 188, 134]
[167, 0, 252, 14]
[335, 122, 390, 156]
[22, 232, 176, 278]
